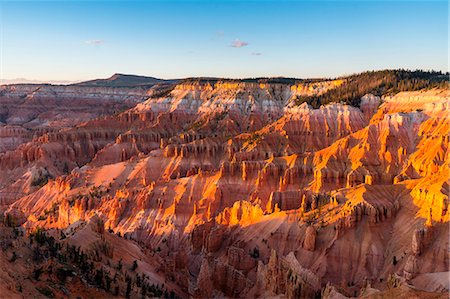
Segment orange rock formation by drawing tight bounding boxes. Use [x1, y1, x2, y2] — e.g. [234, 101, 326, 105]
[0, 80, 448, 298]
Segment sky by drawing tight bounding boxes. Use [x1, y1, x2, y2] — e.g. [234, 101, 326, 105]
[0, 0, 448, 82]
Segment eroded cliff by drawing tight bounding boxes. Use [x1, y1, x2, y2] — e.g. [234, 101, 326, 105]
[0, 78, 448, 298]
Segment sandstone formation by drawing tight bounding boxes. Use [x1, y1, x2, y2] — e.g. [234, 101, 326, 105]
[0, 75, 448, 298]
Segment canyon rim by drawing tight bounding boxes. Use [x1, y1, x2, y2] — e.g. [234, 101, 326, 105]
[0, 1, 449, 299]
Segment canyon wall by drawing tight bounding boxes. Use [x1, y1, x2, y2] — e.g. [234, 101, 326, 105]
[0, 80, 448, 298]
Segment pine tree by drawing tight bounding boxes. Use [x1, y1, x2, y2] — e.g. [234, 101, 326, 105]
[132, 260, 138, 271]
[126, 277, 132, 298]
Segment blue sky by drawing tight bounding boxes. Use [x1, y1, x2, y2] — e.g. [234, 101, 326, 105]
[0, 1, 448, 81]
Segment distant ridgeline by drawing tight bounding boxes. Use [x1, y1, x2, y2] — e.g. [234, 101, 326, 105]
[70, 70, 448, 108]
[73, 73, 179, 88]
[293, 69, 449, 108]
[165, 69, 448, 109]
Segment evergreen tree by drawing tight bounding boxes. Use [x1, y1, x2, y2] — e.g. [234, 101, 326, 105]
[132, 260, 138, 271]
[126, 277, 132, 298]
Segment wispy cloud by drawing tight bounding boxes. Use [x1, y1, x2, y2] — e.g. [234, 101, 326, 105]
[230, 39, 249, 48]
[251, 52, 262, 56]
[85, 39, 105, 45]
[210, 30, 225, 41]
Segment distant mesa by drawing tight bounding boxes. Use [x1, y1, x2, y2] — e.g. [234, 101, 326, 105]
[73, 73, 179, 88]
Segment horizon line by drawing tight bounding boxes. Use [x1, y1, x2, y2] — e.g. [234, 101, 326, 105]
[1, 68, 448, 86]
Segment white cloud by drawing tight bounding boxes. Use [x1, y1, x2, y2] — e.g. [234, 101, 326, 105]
[85, 39, 105, 45]
[230, 39, 249, 48]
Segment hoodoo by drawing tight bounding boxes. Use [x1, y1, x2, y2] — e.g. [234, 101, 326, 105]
[1, 70, 448, 298]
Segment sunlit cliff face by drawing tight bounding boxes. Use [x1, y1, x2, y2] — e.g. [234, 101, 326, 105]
[0, 80, 448, 298]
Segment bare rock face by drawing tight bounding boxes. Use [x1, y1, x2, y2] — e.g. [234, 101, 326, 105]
[1, 80, 449, 299]
[403, 255, 419, 280]
[0, 83, 151, 155]
[322, 282, 348, 299]
[213, 260, 251, 297]
[90, 214, 105, 234]
[359, 94, 381, 121]
[216, 200, 263, 226]
[205, 226, 224, 253]
[0, 125, 37, 153]
[404, 227, 435, 280]
[411, 228, 426, 255]
[190, 223, 210, 252]
[3, 208, 27, 226]
[259, 250, 320, 298]
[303, 225, 317, 251]
[195, 258, 213, 298]
[268, 190, 304, 211]
[227, 246, 257, 272]
[190, 221, 224, 253]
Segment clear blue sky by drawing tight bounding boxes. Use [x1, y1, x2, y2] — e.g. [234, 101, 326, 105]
[0, 0, 448, 81]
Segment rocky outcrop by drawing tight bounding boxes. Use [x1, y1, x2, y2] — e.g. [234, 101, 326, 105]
[0, 83, 152, 155]
[339, 199, 400, 229]
[1, 82, 449, 299]
[216, 200, 263, 226]
[0, 125, 48, 153]
[190, 221, 224, 253]
[0, 84, 150, 103]
[309, 109, 440, 192]
[212, 260, 252, 297]
[303, 226, 317, 251]
[205, 226, 224, 253]
[268, 190, 303, 212]
[258, 250, 321, 298]
[227, 246, 257, 272]
[404, 227, 434, 280]
[290, 80, 344, 97]
[195, 259, 213, 298]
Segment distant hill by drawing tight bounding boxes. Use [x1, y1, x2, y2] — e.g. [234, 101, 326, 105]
[73, 73, 179, 88]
